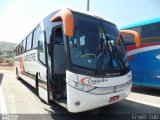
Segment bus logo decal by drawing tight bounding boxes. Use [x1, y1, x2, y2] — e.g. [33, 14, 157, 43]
[80, 77, 108, 86]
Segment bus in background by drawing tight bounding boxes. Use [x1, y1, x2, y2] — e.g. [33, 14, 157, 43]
[120, 18, 160, 88]
[14, 8, 140, 113]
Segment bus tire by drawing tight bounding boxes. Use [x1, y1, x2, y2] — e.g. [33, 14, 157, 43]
[16, 68, 20, 80]
[35, 73, 39, 96]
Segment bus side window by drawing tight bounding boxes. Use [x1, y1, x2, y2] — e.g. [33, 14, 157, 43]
[17, 45, 19, 55]
[22, 39, 26, 53]
[15, 47, 17, 56]
[26, 33, 32, 51]
[33, 26, 41, 48]
[19, 43, 22, 54]
[141, 22, 160, 43]
[38, 31, 46, 65]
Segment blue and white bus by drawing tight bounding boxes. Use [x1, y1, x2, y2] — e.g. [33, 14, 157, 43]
[120, 18, 160, 88]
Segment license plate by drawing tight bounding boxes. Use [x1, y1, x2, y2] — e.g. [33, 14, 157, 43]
[109, 95, 119, 103]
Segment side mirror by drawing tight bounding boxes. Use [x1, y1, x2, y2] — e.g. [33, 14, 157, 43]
[118, 30, 141, 47]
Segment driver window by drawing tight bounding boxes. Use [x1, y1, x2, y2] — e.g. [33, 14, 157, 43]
[55, 27, 64, 45]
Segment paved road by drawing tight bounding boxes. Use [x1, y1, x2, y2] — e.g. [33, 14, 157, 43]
[0, 71, 160, 120]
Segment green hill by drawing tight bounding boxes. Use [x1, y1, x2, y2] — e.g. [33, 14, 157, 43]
[0, 41, 17, 52]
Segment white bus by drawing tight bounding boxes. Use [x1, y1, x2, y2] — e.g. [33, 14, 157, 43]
[14, 8, 140, 113]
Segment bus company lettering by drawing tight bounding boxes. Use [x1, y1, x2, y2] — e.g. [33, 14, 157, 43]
[24, 53, 36, 61]
[80, 77, 108, 86]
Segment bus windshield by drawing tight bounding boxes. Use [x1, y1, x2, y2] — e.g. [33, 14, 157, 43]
[68, 13, 129, 76]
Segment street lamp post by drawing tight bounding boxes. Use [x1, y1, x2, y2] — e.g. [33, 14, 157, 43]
[87, 0, 90, 11]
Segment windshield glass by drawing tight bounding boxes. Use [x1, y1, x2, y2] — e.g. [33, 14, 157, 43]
[68, 13, 129, 76]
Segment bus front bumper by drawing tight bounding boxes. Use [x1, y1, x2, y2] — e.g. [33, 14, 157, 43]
[66, 83, 132, 113]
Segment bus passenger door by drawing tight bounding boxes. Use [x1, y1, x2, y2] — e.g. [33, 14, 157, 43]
[50, 24, 67, 100]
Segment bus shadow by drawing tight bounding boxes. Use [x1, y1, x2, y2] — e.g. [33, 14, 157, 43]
[132, 86, 160, 97]
[17, 77, 39, 97]
[48, 99, 160, 120]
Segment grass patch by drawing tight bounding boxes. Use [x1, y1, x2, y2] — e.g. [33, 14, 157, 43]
[0, 57, 14, 62]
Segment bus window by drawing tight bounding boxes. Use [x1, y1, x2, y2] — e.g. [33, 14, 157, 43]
[16, 47, 18, 55]
[38, 31, 46, 65]
[141, 22, 160, 43]
[22, 39, 26, 53]
[18, 43, 22, 54]
[26, 33, 33, 51]
[15, 47, 17, 55]
[33, 26, 41, 48]
[17, 47, 19, 55]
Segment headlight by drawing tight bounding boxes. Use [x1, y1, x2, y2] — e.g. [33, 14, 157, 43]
[66, 78, 95, 92]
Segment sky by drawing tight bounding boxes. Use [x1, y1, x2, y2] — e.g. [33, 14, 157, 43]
[0, 0, 160, 43]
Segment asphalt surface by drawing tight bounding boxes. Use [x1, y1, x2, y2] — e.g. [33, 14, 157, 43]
[0, 71, 160, 120]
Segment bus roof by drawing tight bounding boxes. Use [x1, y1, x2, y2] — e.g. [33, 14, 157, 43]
[48, 7, 115, 26]
[120, 17, 160, 29]
[69, 8, 114, 25]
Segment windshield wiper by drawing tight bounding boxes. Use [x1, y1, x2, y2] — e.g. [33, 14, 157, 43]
[107, 37, 126, 73]
[95, 35, 127, 76]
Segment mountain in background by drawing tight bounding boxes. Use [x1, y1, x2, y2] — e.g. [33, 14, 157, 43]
[0, 41, 17, 52]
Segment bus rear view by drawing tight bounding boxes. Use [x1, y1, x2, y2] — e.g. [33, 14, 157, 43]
[14, 8, 141, 112]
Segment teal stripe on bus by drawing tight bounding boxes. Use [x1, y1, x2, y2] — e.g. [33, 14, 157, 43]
[120, 17, 160, 29]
